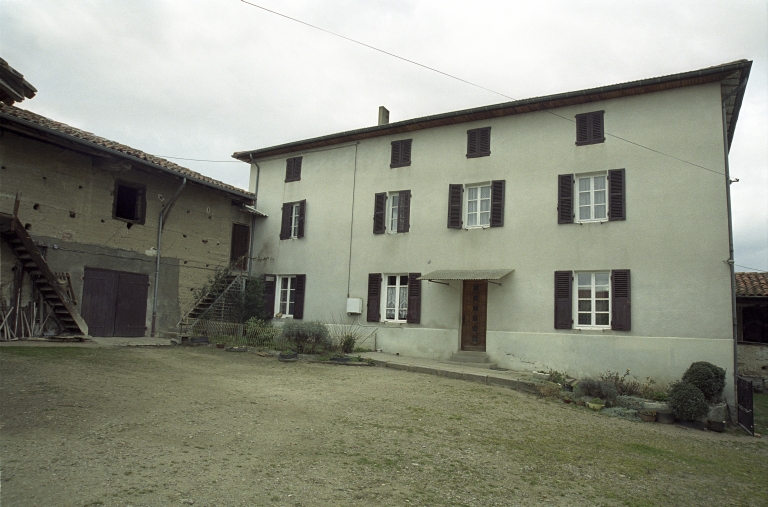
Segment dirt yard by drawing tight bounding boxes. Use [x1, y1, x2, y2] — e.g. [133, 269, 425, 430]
[1, 345, 766, 507]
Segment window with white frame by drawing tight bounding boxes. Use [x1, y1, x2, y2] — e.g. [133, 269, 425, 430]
[388, 193, 400, 233]
[576, 272, 610, 328]
[466, 183, 491, 228]
[576, 173, 607, 222]
[276, 275, 296, 317]
[290, 203, 300, 238]
[382, 275, 409, 322]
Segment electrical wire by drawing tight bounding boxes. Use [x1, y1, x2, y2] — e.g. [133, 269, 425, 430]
[157, 156, 240, 163]
[239, 0, 729, 177]
[734, 264, 767, 273]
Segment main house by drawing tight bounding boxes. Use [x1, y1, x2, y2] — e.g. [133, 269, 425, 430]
[1, 101, 257, 338]
[233, 61, 751, 402]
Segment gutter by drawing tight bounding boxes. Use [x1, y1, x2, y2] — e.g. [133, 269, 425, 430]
[150, 177, 186, 337]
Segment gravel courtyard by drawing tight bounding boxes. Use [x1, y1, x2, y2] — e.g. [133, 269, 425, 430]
[1, 345, 766, 507]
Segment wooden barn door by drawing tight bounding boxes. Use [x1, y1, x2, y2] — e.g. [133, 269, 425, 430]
[230, 223, 250, 271]
[82, 267, 149, 337]
[461, 280, 488, 351]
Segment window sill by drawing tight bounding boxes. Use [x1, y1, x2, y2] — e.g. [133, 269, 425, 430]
[464, 225, 490, 230]
[466, 152, 491, 159]
[576, 219, 608, 224]
[390, 163, 411, 169]
[574, 327, 611, 332]
[381, 321, 407, 325]
[575, 139, 605, 146]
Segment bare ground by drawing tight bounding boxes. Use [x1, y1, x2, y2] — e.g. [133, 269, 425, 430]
[0, 345, 766, 507]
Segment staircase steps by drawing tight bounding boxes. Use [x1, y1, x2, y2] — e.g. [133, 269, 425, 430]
[0, 212, 88, 336]
[446, 351, 498, 369]
[178, 273, 242, 329]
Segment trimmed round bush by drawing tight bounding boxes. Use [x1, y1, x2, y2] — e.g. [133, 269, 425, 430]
[574, 378, 618, 401]
[682, 361, 726, 402]
[281, 321, 331, 354]
[668, 381, 708, 421]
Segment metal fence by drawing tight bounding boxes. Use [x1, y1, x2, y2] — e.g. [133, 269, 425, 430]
[189, 320, 289, 350]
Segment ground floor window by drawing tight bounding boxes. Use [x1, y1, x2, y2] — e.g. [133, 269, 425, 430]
[276, 275, 296, 317]
[383, 274, 409, 322]
[576, 271, 610, 328]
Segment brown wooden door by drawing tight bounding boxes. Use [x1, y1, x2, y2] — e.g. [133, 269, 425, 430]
[230, 223, 250, 271]
[81, 267, 149, 337]
[461, 280, 487, 351]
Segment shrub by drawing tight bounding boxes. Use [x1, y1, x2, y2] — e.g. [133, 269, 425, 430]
[281, 321, 331, 354]
[340, 335, 356, 354]
[575, 378, 618, 401]
[547, 370, 567, 385]
[537, 382, 562, 398]
[681, 361, 726, 402]
[598, 369, 643, 397]
[668, 381, 708, 421]
[651, 390, 669, 402]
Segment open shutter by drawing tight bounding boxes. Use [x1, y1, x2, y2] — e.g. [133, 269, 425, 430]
[406, 272, 421, 324]
[611, 269, 631, 331]
[136, 187, 147, 225]
[293, 274, 306, 319]
[447, 184, 463, 229]
[373, 193, 387, 234]
[391, 141, 401, 167]
[297, 200, 306, 238]
[478, 127, 491, 156]
[397, 190, 411, 233]
[575, 114, 589, 145]
[263, 274, 276, 318]
[285, 158, 294, 182]
[279, 204, 291, 240]
[558, 174, 574, 224]
[466, 129, 478, 157]
[490, 180, 505, 227]
[608, 168, 626, 221]
[402, 140, 412, 165]
[367, 273, 381, 322]
[293, 157, 302, 181]
[591, 112, 605, 143]
[554, 271, 573, 329]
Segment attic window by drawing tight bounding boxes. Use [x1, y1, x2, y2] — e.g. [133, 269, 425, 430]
[113, 181, 146, 225]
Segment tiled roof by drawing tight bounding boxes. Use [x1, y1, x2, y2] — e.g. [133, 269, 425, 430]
[0, 104, 253, 202]
[735, 272, 768, 297]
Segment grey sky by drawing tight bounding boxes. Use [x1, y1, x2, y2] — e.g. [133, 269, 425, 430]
[1, 0, 766, 271]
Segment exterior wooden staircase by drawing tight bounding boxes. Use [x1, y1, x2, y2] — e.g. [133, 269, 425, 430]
[0, 212, 88, 336]
[178, 272, 244, 331]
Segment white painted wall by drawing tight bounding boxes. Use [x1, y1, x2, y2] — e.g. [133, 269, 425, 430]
[249, 82, 735, 401]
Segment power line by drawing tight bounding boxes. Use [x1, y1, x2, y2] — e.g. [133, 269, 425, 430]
[158, 155, 240, 163]
[240, 0, 726, 177]
[734, 264, 767, 273]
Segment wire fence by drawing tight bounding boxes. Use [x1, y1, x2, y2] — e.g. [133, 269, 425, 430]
[189, 319, 289, 349]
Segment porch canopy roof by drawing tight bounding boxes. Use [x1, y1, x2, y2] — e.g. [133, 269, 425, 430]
[418, 269, 514, 281]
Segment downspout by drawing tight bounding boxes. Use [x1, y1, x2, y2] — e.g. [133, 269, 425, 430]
[721, 87, 741, 413]
[150, 177, 186, 337]
[248, 155, 260, 276]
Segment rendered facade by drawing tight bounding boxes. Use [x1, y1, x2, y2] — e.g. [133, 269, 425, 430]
[234, 61, 752, 403]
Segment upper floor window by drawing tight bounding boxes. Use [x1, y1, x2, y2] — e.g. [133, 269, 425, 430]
[113, 180, 146, 225]
[285, 157, 302, 182]
[466, 127, 491, 158]
[390, 139, 412, 168]
[558, 169, 625, 224]
[575, 111, 605, 146]
[447, 181, 504, 229]
[280, 200, 306, 239]
[373, 191, 411, 234]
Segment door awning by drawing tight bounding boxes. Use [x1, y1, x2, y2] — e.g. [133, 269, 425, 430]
[418, 269, 514, 281]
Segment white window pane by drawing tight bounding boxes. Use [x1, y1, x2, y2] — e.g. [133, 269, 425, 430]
[595, 273, 609, 285]
[480, 186, 491, 199]
[391, 195, 399, 207]
[579, 193, 591, 206]
[594, 176, 606, 190]
[578, 300, 591, 311]
[480, 199, 490, 212]
[387, 287, 396, 308]
[468, 200, 477, 213]
[480, 212, 490, 226]
[400, 275, 409, 286]
[579, 206, 591, 220]
[596, 314, 609, 326]
[596, 300, 609, 312]
[578, 178, 590, 191]
[594, 205, 606, 219]
[578, 273, 591, 286]
[388, 275, 396, 286]
[386, 309, 395, 320]
[467, 214, 477, 226]
[468, 187, 478, 200]
[399, 286, 408, 320]
[594, 191, 606, 205]
[578, 313, 591, 325]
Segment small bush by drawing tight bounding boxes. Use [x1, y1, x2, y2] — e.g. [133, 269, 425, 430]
[603, 407, 639, 421]
[668, 381, 708, 421]
[682, 361, 726, 402]
[598, 369, 643, 397]
[340, 335, 356, 354]
[537, 382, 562, 398]
[547, 370, 567, 385]
[616, 395, 646, 411]
[281, 321, 331, 354]
[651, 391, 669, 402]
[575, 378, 618, 401]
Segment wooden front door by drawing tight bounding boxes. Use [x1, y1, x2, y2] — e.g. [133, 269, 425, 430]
[230, 223, 250, 271]
[81, 267, 149, 337]
[461, 280, 487, 351]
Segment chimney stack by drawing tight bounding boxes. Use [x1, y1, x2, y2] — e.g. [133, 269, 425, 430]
[378, 106, 390, 126]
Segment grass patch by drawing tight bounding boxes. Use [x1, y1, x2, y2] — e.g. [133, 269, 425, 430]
[754, 392, 768, 435]
[0, 347, 94, 358]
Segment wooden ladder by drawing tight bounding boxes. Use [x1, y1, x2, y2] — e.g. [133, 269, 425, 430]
[0, 212, 88, 336]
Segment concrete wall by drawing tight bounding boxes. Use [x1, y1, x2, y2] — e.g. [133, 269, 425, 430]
[248, 82, 735, 399]
[0, 130, 251, 335]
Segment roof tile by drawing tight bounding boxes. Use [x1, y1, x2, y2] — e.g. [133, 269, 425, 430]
[735, 272, 768, 297]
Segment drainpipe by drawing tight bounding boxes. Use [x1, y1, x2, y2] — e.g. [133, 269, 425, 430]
[721, 87, 742, 414]
[150, 177, 186, 336]
[248, 155, 260, 276]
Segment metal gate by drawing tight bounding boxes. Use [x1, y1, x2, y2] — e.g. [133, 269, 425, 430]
[737, 376, 754, 436]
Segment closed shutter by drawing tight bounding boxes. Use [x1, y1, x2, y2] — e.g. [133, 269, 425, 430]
[608, 169, 626, 221]
[466, 129, 478, 157]
[554, 271, 573, 329]
[367, 273, 381, 322]
[402, 140, 412, 165]
[391, 141, 401, 167]
[558, 174, 574, 224]
[263, 274, 276, 318]
[447, 184, 463, 229]
[591, 112, 605, 143]
[397, 190, 411, 233]
[611, 269, 631, 331]
[293, 157, 302, 181]
[285, 157, 302, 182]
[293, 274, 306, 319]
[575, 111, 605, 145]
[297, 200, 306, 238]
[478, 127, 491, 156]
[279, 204, 291, 240]
[576, 114, 589, 145]
[285, 158, 294, 182]
[490, 180, 505, 227]
[406, 272, 421, 324]
[373, 193, 387, 234]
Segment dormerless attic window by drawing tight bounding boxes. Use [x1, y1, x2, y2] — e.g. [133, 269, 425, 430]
[466, 127, 491, 158]
[113, 181, 146, 224]
[575, 111, 605, 146]
[390, 140, 412, 168]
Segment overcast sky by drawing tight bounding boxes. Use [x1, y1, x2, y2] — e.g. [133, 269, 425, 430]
[1, 0, 767, 271]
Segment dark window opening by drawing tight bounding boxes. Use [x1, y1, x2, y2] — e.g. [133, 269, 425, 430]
[113, 182, 146, 224]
